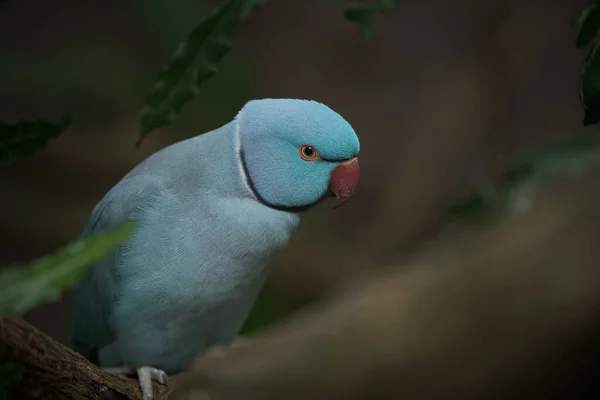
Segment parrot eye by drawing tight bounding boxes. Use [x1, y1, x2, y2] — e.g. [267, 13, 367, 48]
[299, 145, 319, 161]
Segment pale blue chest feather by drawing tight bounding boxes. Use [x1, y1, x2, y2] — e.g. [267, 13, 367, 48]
[70, 122, 299, 373]
[111, 197, 296, 372]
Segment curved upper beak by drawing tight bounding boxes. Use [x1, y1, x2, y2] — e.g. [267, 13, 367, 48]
[329, 157, 359, 203]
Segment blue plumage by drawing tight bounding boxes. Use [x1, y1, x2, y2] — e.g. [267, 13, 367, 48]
[68, 99, 360, 399]
[241, 99, 360, 208]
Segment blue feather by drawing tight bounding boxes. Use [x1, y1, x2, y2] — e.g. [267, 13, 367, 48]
[69, 99, 359, 377]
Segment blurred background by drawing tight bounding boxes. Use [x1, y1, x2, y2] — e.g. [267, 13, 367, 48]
[0, 0, 589, 342]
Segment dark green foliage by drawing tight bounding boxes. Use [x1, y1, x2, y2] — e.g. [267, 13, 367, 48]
[0, 116, 70, 165]
[137, 0, 254, 146]
[576, 2, 600, 125]
[580, 41, 600, 125]
[449, 132, 600, 223]
[241, 0, 271, 19]
[345, 0, 397, 39]
[0, 363, 25, 400]
[241, 285, 308, 335]
[575, 5, 600, 49]
[0, 344, 25, 400]
[0, 223, 135, 316]
[447, 184, 496, 222]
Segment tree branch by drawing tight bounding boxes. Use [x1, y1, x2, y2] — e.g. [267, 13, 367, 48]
[0, 317, 169, 399]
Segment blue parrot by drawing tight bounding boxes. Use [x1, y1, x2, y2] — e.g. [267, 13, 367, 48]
[68, 98, 360, 399]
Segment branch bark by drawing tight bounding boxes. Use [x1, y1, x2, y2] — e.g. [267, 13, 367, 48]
[170, 165, 600, 399]
[0, 317, 169, 399]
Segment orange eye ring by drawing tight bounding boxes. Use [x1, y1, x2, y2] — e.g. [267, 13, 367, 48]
[299, 145, 319, 161]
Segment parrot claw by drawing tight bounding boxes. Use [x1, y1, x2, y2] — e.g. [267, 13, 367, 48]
[137, 366, 169, 399]
[103, 365, 168, 399]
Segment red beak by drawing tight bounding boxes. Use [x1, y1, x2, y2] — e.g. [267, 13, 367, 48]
[329, 157, 359, 203]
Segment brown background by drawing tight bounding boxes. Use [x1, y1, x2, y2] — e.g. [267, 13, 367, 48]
[0, 0, 588, 343]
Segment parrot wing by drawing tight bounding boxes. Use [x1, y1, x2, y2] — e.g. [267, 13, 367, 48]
[68, 174, 163, 362]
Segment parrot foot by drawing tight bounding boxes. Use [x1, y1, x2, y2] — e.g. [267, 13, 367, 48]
[103, 365, 168, 400]
[137, 366, 169, 400]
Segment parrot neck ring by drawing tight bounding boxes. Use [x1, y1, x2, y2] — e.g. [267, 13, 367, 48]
[238, 148, 329, 213]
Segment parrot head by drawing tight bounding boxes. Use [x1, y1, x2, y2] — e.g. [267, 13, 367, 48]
[237, 98, 360, 212]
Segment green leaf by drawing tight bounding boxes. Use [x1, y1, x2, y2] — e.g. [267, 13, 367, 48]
[344, 0, 397, 39]
[575, 5, 600, 48]
[137, 0, 248, 147]
[241, 0, 271, 19]
[345, 4, 375, 39]
[0, 116, 71, 165]
[0, 356, 25, 400]
[240, 285, 309, 335]
[0, 222, 135, 316]
[448, 132, 600, 223]
[580, 40, 600, 125]
[447, 184, 496, 222]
